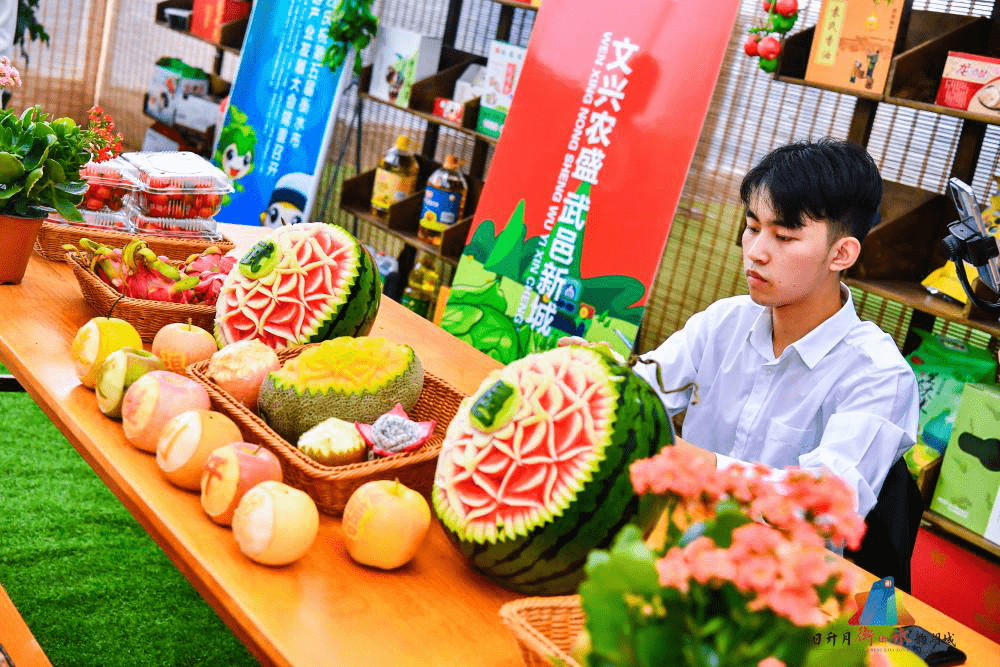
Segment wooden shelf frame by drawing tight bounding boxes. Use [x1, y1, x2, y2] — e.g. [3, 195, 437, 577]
[922, 509, 1000, 561]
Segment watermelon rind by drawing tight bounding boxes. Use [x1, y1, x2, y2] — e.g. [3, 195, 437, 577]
[433, 346, 673, 596]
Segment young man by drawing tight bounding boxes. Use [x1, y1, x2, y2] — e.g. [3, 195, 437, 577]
[633, 138, 919, 518]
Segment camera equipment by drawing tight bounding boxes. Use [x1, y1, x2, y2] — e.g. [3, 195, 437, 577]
[943, 178, 1000, 310]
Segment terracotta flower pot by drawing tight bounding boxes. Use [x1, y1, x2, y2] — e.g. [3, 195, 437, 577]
[0, 214, 44, 285]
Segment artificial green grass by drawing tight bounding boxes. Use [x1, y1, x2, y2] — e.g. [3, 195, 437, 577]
[0, 366, 258, 666]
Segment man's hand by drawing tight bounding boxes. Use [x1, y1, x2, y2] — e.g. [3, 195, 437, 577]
[672, 436, 717, 467]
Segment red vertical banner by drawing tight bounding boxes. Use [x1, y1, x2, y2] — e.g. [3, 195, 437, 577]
[442, 0, 742, 363]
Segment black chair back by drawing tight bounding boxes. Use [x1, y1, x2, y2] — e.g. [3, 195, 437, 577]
[844, 457, 925, 593]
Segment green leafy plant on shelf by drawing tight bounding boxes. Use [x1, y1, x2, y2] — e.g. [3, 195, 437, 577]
[576, 446, 869, 667]
[0, 58, 123, 220]
[323, 0, 379, 76]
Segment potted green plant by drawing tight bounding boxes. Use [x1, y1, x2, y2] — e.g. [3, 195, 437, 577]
[0, 57, 122, 284]
[575, 446, 869, 667]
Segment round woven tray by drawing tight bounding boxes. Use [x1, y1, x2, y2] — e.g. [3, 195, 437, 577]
[187, 342, 467, 515]
[66, 251, 216, 343]
[499, 596, 585, 667]
[35, 219, 234, 263]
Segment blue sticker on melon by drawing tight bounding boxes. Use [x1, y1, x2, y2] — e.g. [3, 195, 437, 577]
[433, 345, 673, 595]
[215, 223, 381, 349]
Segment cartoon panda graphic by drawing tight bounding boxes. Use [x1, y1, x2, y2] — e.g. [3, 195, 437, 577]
[260, 172, 312, 228]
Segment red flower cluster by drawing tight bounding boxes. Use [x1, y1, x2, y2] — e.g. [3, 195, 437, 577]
[85, 106, 124, 163]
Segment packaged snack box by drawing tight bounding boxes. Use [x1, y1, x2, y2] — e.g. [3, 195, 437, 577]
[80, 157, 139, 214]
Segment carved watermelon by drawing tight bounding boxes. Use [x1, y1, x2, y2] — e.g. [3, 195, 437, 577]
[433, 345, 672, 595]
[215, 223, 381, 349]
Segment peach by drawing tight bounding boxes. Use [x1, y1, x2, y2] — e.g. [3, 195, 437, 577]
[201, 442, 283, 526]
[232, 481, 319, 566]
[121, 371, 211, 453]
[155, 409, 243, 491]
[152, 321, 218, 374]
[206, 340, 281, 410]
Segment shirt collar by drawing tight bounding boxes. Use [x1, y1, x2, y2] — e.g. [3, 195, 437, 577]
[746, 285, 860, 368]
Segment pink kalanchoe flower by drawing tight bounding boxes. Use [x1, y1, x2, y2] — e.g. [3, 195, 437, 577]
[0, 56, 21, 90]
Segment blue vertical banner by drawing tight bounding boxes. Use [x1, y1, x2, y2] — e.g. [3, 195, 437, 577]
[214, 0, 352, 227]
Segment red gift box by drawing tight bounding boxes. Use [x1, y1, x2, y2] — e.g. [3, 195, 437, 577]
[191, 0, 252, 44]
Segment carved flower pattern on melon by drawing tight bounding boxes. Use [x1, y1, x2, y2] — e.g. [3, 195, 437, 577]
[437, 348, 617, 543]
[217, 229, 359, 349]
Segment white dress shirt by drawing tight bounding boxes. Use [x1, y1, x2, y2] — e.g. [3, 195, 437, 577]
[633, 288, 919, 517]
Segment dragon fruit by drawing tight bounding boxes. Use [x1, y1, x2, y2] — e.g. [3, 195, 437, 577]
[121, 240, 198, 303]
[181, 247, 237, 305]
[66, 238, 127, 291]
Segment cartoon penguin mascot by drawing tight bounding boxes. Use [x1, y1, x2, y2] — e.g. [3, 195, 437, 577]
[260, 172, 312, 228]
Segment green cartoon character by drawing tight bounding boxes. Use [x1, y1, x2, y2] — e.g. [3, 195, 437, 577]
[214, 105, 257, 205]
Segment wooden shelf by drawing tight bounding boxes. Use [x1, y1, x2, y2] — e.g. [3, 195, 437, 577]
[340, 203, 461, 267]
[845, 277, 1000, 337]
[775, 11, 983, 105]
[359, 91, 498, 145]
[922, 509, 1000, 561]
[155, 18, 241, 55]
[490, 0, 539, 9]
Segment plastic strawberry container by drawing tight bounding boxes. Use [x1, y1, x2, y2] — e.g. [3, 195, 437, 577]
[122, 151, 232, 219]
[79, 157, 139, 213]
[128, 204, 221, 240]
[46, 208, 134, 232]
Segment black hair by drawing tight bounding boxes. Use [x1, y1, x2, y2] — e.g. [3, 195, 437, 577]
[739, 138, 882, 242]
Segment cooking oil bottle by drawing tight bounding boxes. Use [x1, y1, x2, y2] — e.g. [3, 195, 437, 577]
[371, 135, 420, 217]
[418, 155, 468, 247]
[400, 253, 441, 319]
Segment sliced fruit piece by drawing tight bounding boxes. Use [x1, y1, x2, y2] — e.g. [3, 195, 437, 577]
[95, 347, 164, 418]
[71, 317, 143, 388]
[257, 336, 423, 443]
[297, 417, 367, 466]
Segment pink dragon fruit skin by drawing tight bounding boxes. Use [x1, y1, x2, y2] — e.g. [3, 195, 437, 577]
[182, 248, 237, 305]
[123, 246, 198, 303]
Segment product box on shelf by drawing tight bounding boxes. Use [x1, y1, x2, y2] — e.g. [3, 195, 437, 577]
[477, 40, 527, 139]
[145, 57, 210, 125]
[930, 383, 1000, 547]
[368, 24, 443, 108]
[434, 97, 466, 124]
[174, 74, 230, 143]
[191, 0, 252, 44]
[453, 63, 486, 104]
[936, 52, 1000, 120]
[803, 0, 906, 95]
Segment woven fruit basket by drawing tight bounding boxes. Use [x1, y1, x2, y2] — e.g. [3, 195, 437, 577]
[35, 219, 234, 263]
[500, 596, 585, 667]
[67, 251, 216, 342]
[188, 342, 466, 515]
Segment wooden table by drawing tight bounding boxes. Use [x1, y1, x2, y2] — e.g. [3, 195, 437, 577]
[1, 223, 998, 666]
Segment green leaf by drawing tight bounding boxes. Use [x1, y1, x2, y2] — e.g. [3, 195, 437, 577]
[0, 152, 25, 183]
[24, 167, 44, 195]
[44, 160, 67, 184]
[23, 133, 56, 171]
[0, 182, 24, 200]
[51, 187, 83, 222]
[54, 178, 87, 196]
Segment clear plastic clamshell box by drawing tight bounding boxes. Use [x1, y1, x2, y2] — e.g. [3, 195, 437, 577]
[46, 207, 134, 232]
[128, 204, 221, 240]
[121, 151, 233, 219]
[80, 157, 139, 214]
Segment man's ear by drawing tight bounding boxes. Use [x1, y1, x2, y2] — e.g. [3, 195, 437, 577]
[829, 236, 861, 272]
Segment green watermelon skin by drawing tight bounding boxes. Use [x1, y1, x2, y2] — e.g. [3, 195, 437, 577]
[307, 243, 381, 341]
[435, 354, 673, 596]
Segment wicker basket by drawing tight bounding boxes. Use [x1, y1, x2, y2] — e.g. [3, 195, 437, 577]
[67, 251, 216, 342]
[499, 596, 585, 667]
[187, 343, 467, 515]
[35, 219, 234, 263]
